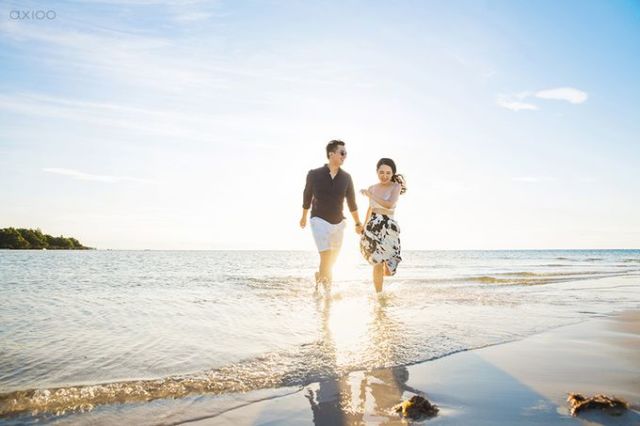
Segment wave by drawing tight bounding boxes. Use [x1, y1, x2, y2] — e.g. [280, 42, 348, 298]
[0, 337, 448, 419]
[203, 268, 640, 293]
[538, 264, 572, 267]
[213, 267, 640, 292]
[553, 257, 603, 262]
[399, 269, 640, 287]
[468, 270, 640, 286]
[466, 275, 559, 285]
[0, 356, 291, 417]
[491, 270, 632, 278]
[222, 275, 314, 297]
[227, 275, 310, 287]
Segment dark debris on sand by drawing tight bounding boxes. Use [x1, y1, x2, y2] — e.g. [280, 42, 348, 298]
[567, 393, 629, 416]
[393, 395, 439, 420]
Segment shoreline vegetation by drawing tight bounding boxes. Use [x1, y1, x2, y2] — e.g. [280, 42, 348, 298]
[0, 228, 92, 250]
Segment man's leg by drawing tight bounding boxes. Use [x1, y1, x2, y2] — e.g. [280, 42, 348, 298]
[327, 247, 340, 284]
[318, 249, 333, 290]
[323, 220, 345, 287]
[311, 217, 332, 290]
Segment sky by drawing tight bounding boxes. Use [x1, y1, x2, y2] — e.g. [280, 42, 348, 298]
[0, 0, 639, 250]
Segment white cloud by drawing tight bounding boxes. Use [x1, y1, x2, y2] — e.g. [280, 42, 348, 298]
[535, 87, 588, 104]
[0, 20, 233, 95]
[43, 168, 154, 183]
[497, 87, 588, 112]
[0, 92, 295, 145]
[496, 96, 538, 111]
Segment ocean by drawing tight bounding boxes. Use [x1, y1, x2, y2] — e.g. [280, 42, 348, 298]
[1, 249, 639, 423]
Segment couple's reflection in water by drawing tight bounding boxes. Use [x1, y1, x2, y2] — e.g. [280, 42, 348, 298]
[305, 293, 423, 425]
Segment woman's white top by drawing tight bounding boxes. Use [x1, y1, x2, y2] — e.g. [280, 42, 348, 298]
[369, 189, 396, 217]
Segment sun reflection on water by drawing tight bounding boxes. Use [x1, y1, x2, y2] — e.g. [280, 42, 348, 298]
[307, 290, 418, 423]
[326, 294, 372, 368]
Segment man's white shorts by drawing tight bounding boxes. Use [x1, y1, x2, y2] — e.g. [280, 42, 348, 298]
[310, 217, 346, 252]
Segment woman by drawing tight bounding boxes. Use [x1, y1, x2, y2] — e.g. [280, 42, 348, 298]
[360, 158, 407, 293]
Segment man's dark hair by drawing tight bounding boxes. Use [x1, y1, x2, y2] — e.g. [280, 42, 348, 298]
[326, 140, 345, 159]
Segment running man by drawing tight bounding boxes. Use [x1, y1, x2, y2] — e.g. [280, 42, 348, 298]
[300, 140, 363, 290]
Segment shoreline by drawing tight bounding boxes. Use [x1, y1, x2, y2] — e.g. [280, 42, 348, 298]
[19, 309, 638, 425]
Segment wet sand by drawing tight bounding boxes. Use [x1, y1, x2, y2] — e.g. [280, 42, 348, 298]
[206, 310, 640, 425]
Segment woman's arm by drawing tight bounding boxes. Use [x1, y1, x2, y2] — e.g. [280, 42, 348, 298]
[364, 207, 372, 225]
[368, 183, 401, 209]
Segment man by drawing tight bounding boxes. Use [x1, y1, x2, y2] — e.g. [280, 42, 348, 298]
[300, 140, 363, 290]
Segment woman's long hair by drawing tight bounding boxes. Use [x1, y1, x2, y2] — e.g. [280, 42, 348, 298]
[376, 158, 407, 194]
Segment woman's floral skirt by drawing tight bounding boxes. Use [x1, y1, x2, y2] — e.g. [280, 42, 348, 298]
[360, 213, 402, 275]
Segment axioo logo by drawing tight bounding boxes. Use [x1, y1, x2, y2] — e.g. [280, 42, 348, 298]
[9, 10, 57, 20]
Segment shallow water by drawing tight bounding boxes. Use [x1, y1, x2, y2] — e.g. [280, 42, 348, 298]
[1, 249, 639, 421]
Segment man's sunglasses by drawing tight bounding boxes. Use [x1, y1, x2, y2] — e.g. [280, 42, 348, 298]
[337, 150, 347, 157]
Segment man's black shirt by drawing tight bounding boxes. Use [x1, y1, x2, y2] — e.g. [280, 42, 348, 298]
[302, 165, 358, 224]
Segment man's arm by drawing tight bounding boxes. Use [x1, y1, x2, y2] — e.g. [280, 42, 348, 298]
[346, 175, 358, 214]
[300, 208, 310, 228]
[300, 171, 313, 228]
[346, 177, 363, 233]
[350, 209, 363, 234]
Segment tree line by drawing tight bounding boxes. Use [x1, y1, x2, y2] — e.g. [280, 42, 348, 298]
[0, 228, 92, 249]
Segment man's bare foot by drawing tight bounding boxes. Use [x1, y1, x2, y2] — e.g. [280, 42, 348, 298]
[314, 272, 331, 293]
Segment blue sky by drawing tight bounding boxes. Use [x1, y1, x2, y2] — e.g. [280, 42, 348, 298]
[1, 0, 639, 249]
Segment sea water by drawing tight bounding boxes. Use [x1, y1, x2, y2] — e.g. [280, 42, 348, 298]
[1, 250, 639, 422]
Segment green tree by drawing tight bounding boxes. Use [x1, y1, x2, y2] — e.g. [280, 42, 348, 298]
[68, 238, 81, 248]
[0, 228, 91, 249]
[0, 228, 31, 249]
[46, 235, 72, 249]
[17, 228, 48, 249]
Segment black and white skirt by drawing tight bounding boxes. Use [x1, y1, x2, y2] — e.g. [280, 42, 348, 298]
[360, 213, 402, 275]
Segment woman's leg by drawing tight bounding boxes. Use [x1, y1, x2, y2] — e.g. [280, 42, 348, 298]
[383, 262, 392, 276]
[373, 263, 384, 293]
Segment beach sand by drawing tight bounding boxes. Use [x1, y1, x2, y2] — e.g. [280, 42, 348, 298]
[196, 310, 640, 425]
